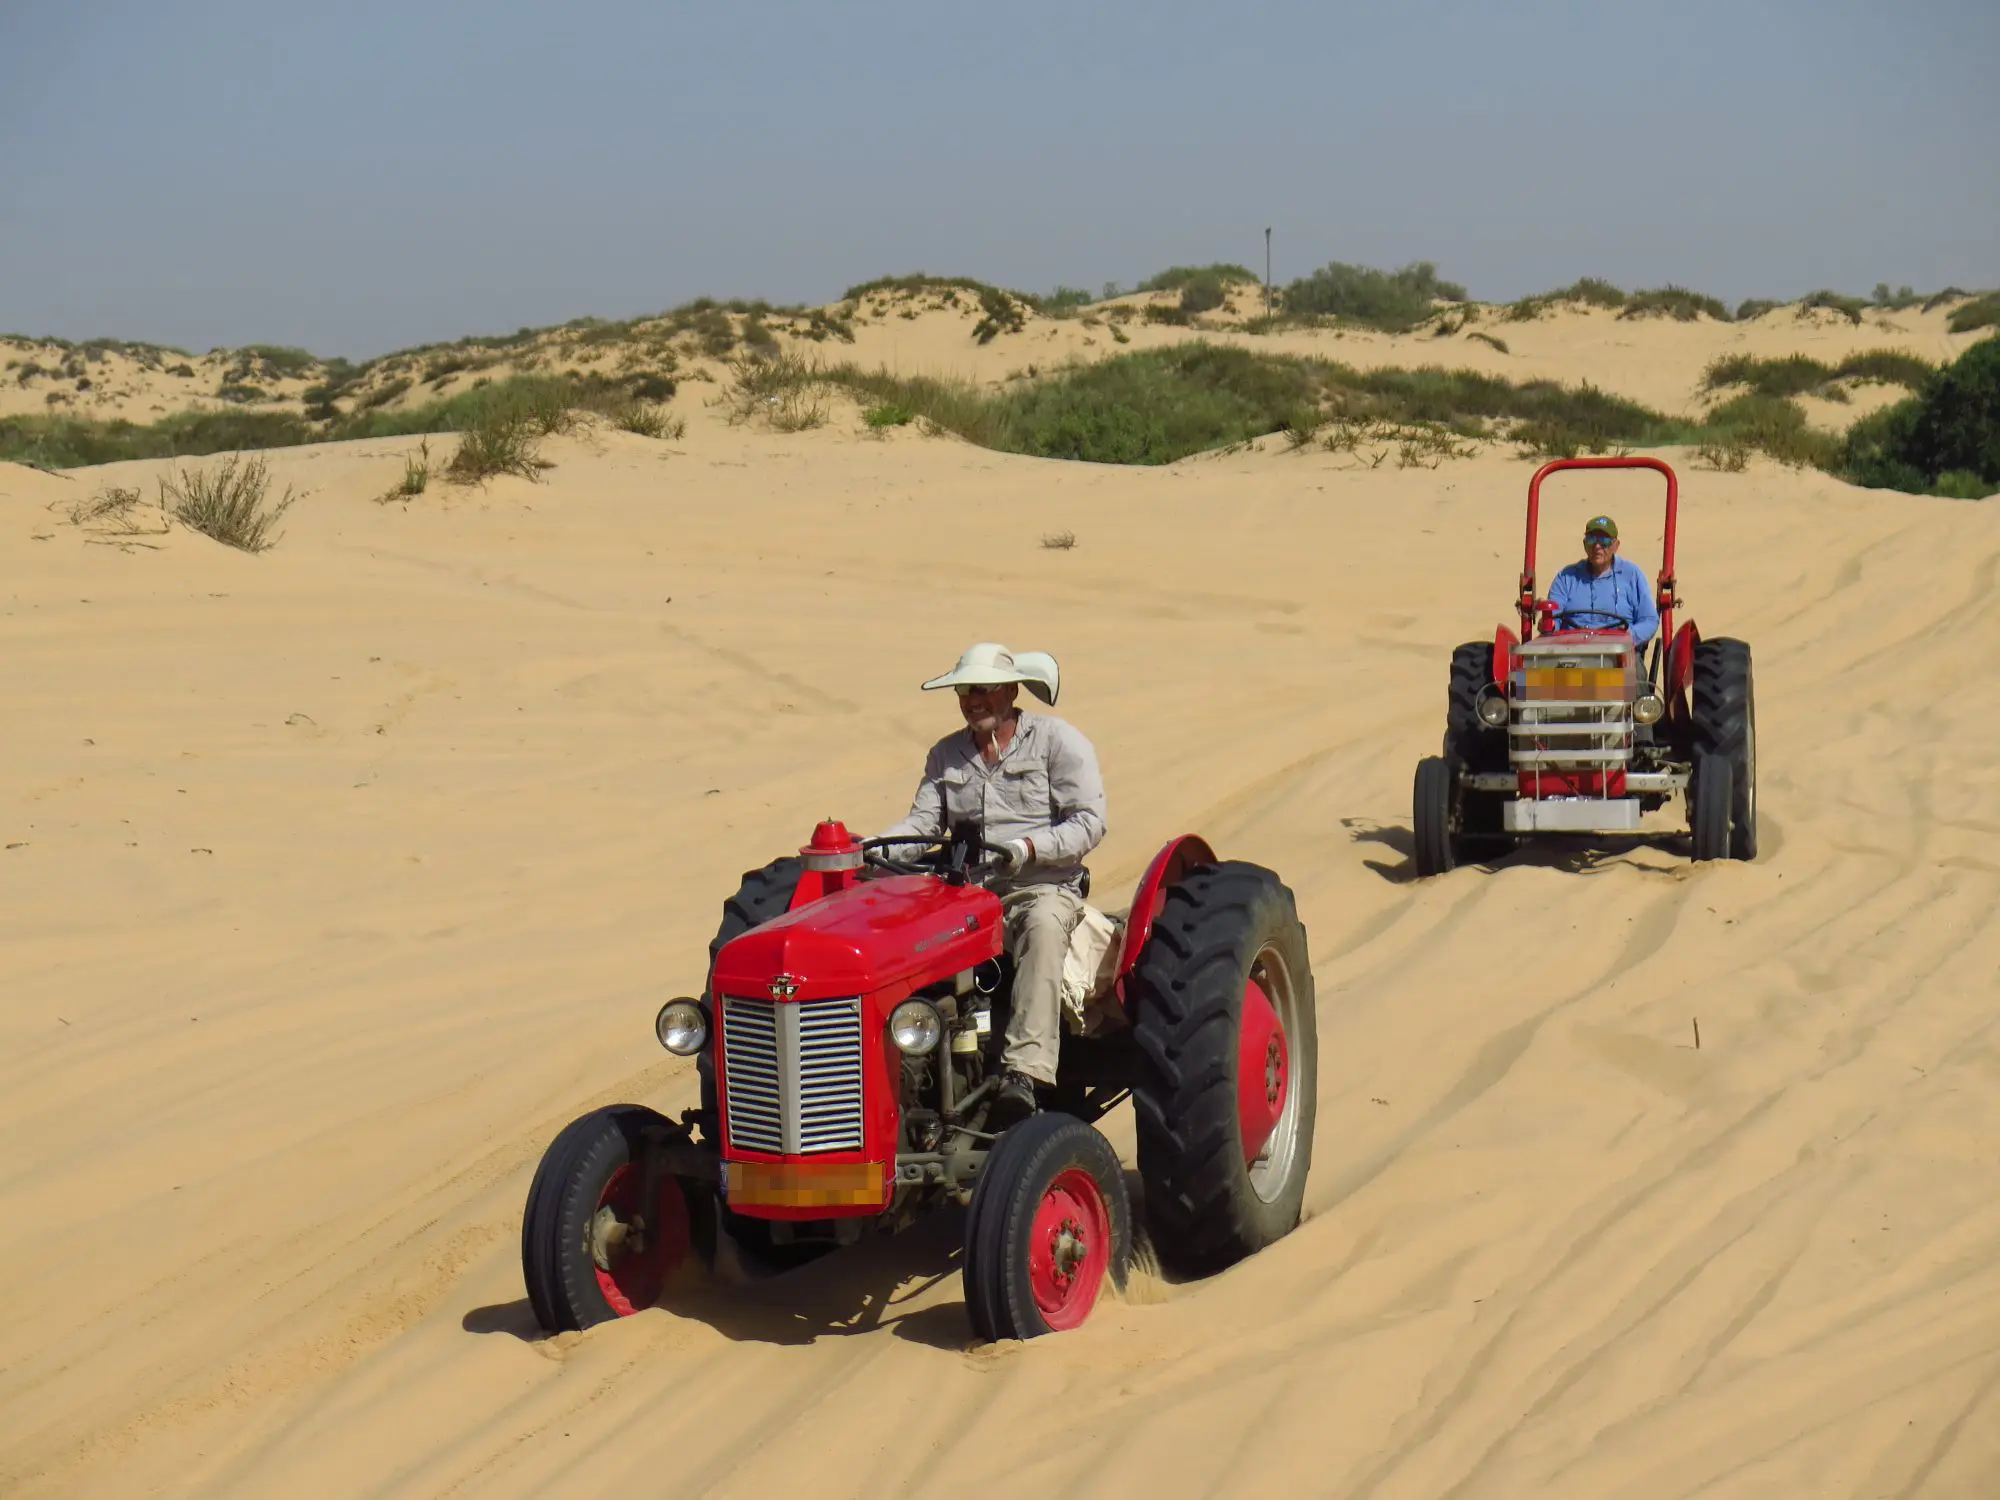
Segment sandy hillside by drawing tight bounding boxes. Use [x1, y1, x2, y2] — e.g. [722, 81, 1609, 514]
[4, 398, 1999, 1499]
[8, 288, 1987, 434]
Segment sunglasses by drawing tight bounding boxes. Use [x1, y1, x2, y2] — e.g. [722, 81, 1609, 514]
[1584, 535, 1616, 547]
[954, 682, 1014, 697]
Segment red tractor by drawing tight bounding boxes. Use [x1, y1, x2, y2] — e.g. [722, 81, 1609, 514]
[522, 820, 1317, 1340]
[1412, 456, 1757, 875]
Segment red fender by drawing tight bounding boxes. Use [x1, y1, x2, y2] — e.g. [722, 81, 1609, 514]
[1665, 620, 1700, 724]
[1112, 834, 1218, 1007]
[1494, 623, 1518, 686]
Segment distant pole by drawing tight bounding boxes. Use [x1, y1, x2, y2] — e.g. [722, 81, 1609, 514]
[1264, 227, 1273, 317]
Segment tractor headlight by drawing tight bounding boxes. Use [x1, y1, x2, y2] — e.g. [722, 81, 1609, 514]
[1476, 689, 1510, 728]
[654, 998, 709, 1056]
[1633, 691, 1665, 725]
[889, 999, 943, 1055]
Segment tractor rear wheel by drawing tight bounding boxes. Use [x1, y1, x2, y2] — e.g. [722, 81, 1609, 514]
[963, 1113, 1130, 1340]
[522, 1105, 712, 1332]
[1690, 753, 1734, 862]
[1445, 641, 1508, 856]
[1129, 861, 1317, 1277]
[1413, 755, 1457, 878]
[1692, 638, 1757, 860]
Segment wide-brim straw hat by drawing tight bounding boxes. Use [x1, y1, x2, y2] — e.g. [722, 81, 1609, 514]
[919, 642, 1059, 705]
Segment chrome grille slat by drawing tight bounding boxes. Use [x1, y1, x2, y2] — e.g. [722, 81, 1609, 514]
[720, 993, 864, 1155]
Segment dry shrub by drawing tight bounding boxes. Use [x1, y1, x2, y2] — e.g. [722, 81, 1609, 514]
[159, 454, 298, 552]
[376, 439, 432, 503]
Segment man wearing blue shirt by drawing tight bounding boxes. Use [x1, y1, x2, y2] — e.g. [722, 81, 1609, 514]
[1546, 514, 1659, 644]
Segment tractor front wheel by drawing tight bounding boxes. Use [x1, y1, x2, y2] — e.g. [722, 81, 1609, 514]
[522, 1106, 712, 1332]
[1413, 756, 1457, 877]
[963, 1114, 1131, 1340]
[1130, 861, 1317, 1277]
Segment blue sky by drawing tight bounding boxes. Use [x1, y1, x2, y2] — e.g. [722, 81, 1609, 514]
[2, 0, 1994, 359]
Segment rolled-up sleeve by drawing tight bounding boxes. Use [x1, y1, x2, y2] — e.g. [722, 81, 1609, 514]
[1027, 721, 1107, 867]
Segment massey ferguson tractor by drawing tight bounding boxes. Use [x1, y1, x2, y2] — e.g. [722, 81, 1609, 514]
[1412, 456, 1757, 876]
[521, 820, 1317, 1341]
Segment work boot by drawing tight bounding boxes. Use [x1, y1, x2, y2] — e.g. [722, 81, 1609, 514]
[988, 1069, 1040, 1130]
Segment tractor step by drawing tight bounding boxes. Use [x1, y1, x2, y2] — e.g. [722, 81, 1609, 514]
[1502, 798, 1643, 833]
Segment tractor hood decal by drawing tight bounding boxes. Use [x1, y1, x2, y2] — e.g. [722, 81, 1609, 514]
[712, 875, 1003, 1002]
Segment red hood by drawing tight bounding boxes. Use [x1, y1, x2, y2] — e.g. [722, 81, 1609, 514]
[710, 875, 1003, 1003]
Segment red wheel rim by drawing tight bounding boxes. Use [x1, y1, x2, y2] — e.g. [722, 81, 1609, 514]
[1028, 1167, 1113, 1331]
[592, 1164, 690, 1317]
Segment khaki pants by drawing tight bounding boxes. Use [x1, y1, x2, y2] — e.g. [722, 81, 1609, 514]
[999, 885, 1085, 1085]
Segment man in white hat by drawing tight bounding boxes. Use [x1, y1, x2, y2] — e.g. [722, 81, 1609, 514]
[876, 642, 1108, 1128]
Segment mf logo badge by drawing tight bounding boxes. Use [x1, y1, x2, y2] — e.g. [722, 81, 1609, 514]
[767, 973, 801, 1000]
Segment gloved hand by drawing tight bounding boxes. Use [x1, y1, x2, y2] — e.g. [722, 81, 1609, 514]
[997, 838, 1033, 874]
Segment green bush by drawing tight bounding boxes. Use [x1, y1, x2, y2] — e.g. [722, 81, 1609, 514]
[1177, 273, 1230, 316]
[1705, 392, 1836, 468]
[237, 344, 319, 380]
[1832, 349, 1932, 388]
[1734, 298, 1779, 321]
[1798, 290, 1867, 325]
[1947, 293, 2000, 334]
[1280, 261, 1466, 331]
[1136, 264, 1259, 293]
[1619, 286, 1730, 322]
[1841, 336, 2000, 495]
[1702, 353, 1830, 398]
[972, 286, 1027, 344]
[864, 402, 915, 428]
[0, 408, 317, 467]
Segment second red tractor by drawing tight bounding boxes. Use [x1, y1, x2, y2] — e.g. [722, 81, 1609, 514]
[1413, 456, 1757, 875]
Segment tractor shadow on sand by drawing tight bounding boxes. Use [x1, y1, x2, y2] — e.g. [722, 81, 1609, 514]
[1344, 817, 1694, 882]
[464, 1168, 1160, 1351]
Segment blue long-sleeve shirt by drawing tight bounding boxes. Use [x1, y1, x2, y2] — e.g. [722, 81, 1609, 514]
[1547, 555, 1659, 644]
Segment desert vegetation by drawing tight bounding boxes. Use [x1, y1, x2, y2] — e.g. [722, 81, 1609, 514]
[1839, 336, 2000, 498]
[158, 453, 299, 551]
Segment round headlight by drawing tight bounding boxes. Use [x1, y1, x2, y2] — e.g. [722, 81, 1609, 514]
[1633, 691, 1665, 725]
[889, 999, 943, 1055]
[1476, 690, 1510, 728]
[654, 998, 709, 1056]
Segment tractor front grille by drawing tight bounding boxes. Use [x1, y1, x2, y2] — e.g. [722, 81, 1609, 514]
[1510, 639, 1635, 771]
[719, 994, 864, 1155]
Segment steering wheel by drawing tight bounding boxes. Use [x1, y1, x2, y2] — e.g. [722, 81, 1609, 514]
[1554, 608, 1635, 631]
[862, 833, 1018, 882]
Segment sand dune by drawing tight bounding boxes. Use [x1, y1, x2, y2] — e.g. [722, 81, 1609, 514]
[8, 289, 1986, 433]
[4, 388, 1999, 1499]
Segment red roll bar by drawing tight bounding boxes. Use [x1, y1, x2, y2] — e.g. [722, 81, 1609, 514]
[1519, 456, 1679, 642]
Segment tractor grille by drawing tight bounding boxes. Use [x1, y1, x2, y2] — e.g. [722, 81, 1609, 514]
[719, 994, 864, 1155]
[1509, 640, 1635, 771]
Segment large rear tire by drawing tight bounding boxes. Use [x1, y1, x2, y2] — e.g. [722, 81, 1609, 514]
[1130, 861, 1317, 1277]
[522, 1105, 711, 1332]
[1690, 752, 1734, 862]
[1692, 638, 1757, 860]
[963, 1113, 1131, 1341]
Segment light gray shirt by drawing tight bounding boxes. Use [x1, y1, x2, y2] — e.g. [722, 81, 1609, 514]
[877, 711, 1108, 892]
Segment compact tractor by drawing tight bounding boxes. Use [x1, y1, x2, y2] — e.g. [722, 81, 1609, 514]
[522, 820, 1317, 1340]
[1412, 456, 1757, 875]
